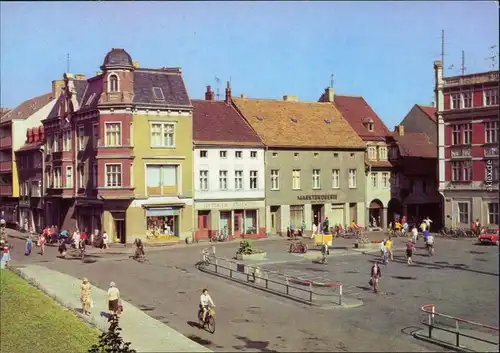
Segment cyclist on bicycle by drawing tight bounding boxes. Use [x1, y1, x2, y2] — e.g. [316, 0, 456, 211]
[199, 288, 215, 323]
[133, 238, 145, 258]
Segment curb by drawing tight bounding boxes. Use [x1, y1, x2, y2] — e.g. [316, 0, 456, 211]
[412, 332, 474, 352]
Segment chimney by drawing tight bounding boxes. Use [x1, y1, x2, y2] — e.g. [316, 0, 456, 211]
[38, 126, 45, 142]
[96, 71, 103, 76]
[27, 128, 33, 143]
[205, 85, 214, 101]
[283, 95, 298, 102]
[394, 125, 404, 136]
[324, 87, 335, 102]
[52, 80, 65, 98]
[225, 81, 231, 104]
[74, 74, 86, 80]
[33, 128, 40, 143]
[241, 93, 247, 99]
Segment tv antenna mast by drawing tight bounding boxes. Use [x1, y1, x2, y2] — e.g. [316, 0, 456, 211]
[214, 75, 221, 100]
[460, 50, 466, 76]
[330, 74, 335, 88]
[66, 53, 70, 73]
[485, 45, 498, 70]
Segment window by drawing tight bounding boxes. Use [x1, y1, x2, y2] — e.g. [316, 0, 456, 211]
[367, 122, 374, 132]
[462, 124, 472, 144]
[484, 89, 499, 106]
[488, 203, 499, 225]
[333, 153, 339, 158]
[105, 123, 121, 146]
[199, 170, 208, 191]
[389, 146, 398, 159]
[152, 87, 165, 101]
[54, 167, 62, 188]
[219, 170, 228, 190]
[313, 153, 319, 158]
[332, 169, 340, 189]
[76, 126, 84, 150]
[235, 170, 243, 190]
[486, 121, 498, 143]
[371, 173, 378, 188]
[294, 153, 299, 159]
[392, 172, 399, 187]
[200, 150, 208, 158]
[46, 136, 53, 154]
[78, 165, 85, 188]
[249, 170, 258, 190]
[379, 147, 387, 160]
[290, 205, 304, 229]
[452, 125, 461, 145]
[250, 151, 257, 158]
[65, 166, 73, 188]
[63, 130, 72, 151]
[462, 161, 472, 181]
[312, 169, 321, 189]
[452, 162, 461, 181]
[451, 93, 461, 109]
[458, 202, 469, 224]
[105, 164, 122, 187]
[382, 172, 389, 188]
[368, 146, 377, 160]
[31, 180, 41, 197]
[349, 169, 357, 188]
[272, 152, 278, 158]
[109, 74, 119, 92]
[462, 92, 472, 108]
[92, 124, 99, 148]
[53, 133, 60, 152]
[150, 123, 174, 147]
[145, 165, 177, 194]
[235, 151, 242, 158]
[92, 163, 98, 187]
[270, 169, 279, 190]
[220, 150, 227, 158]
[292, 169, 301, 190]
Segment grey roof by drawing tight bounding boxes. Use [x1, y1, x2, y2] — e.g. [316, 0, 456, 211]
[80, 77, 103, 110]
[133, 70, 191, 107]
[74, 80, 87, 105]
[101, 48, 133, 69]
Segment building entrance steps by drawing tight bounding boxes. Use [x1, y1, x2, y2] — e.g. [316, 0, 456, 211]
[11, 265, 212, 353]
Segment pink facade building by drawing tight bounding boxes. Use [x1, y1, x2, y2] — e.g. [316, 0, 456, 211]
[434, 61, 499, 227]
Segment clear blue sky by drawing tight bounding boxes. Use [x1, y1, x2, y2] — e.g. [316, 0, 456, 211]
[1, 1, 498, 128]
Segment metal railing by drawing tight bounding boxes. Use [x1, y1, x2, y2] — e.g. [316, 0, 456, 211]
[421, 304, 499, 349]
[198, 248, 343, 306]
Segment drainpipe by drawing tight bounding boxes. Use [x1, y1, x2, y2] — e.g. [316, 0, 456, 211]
[40, 146, 45, 230]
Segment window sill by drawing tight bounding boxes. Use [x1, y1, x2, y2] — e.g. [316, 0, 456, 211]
[150, 146, 176, 149]
[292, 189, 302, 191]
[270, 189, 280, 191]
[349, 187, 358, 189]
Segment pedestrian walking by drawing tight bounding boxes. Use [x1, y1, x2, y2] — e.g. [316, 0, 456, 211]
[72, 229, 80, 249]
[25, 236, 33, 256]
[39, 233, 46, 255]
[370, 261, 382, 293]
[102, 230, 109, 250]
[406, 239, 415, 265]
[379, 239, 386, 258]
[411, 224, 418, 243]
[107, 282, 121, 316]
[386, 237, 393, 261]
[80, 278, 93, 316]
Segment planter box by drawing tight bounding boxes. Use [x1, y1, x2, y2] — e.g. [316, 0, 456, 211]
[236, 252, 267, 261]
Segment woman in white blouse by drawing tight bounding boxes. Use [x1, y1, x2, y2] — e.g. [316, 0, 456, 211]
[107, 281, 120, 315]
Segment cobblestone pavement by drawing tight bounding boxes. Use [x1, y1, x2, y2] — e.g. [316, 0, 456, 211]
[6, 233, 498, 352]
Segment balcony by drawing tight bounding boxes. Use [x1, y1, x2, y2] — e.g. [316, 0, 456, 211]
[0, 135, 12, 149]
[485, 146, 499, 157]
[450, 147, 472, 159]
[0, 160, 12, 172]
[0, 185, 13, 196]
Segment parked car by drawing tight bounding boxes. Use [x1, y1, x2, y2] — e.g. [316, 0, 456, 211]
[478, 227, 499, 245]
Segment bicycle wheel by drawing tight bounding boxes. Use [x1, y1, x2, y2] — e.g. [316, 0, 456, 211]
[297, 244, 305, 253]
[207, 316, 215, 333]
[289, 244, 296, 253]
[198, 310, 204, 327]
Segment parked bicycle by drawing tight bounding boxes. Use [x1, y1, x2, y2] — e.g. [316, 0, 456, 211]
[210, 231, 229, 242]
[289, 240, 308, 254]
[440, 227, 474, 238]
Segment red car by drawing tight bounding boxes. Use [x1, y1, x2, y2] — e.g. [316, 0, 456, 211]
[478, 228, 499, 246]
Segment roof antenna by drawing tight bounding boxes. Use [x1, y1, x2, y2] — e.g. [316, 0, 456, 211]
[330, 74, 334, 88]
[485, 45, 498, 70]
[441, 29, 445, 72]
[460, 50, 466, 76]
[214, 75, 220, 100]
[66, 53, 70, 73]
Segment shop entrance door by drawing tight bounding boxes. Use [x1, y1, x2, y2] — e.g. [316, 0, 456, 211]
[233, 211, 243, 237]
[115, 220, 126, 244]
[197, 211, 210, 238]
[312, 204, 323, 227]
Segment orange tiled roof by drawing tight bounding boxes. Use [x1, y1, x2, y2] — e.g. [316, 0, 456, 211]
[232, 97, 365, 149]
[416, 105, 437, 123]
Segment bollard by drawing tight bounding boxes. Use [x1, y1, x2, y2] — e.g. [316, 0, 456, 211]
[215, 258, 218, 273]
[229, 261, 232, 278]
[211, 245, 216, 255]
[339, 284, 343, 305]
[455, 320, 460, 347]
[309, 281, 313, 302]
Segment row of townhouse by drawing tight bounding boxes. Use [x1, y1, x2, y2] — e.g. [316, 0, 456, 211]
[7, 48, 493, 243]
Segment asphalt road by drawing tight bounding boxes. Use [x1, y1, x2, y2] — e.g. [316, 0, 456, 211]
[5, 233, 498, 352]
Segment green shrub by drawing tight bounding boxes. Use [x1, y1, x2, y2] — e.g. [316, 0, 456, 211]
[88, 314, 136, 353]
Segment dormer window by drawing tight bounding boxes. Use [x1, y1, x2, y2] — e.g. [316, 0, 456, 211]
[109, 74, 119, 92]
[86, 93, 96, 106]
[367, 123, 374, 132]
[363, 118, 374, 132]
[152, 87, 165, 101]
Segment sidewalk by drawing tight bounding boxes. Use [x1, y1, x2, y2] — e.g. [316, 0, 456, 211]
[12, 264, 211, 353]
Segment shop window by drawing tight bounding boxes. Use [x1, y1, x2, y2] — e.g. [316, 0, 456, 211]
[488, 203, 499, 225]
[458, 202, 469, 224]
[147, 215, 178, 237]
[219, 211, 232, 235]
[244, 210, 257, 234]
[290, 205, 304, 229]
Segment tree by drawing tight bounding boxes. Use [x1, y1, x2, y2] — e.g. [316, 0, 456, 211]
[88, 314, 136, 353]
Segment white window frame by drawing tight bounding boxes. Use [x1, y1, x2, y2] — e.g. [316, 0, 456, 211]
[488, 202, 499, 225]
[65, 166, 73, 188]
[235, 151, 242, 158]
[451, 93, 461, 109]
[200, 150, 208, 158]
[484, 89, 499, 106]
[457, 202, 470, 224]
[452, 161, 461, 181]
[53, 133, 60, 152]
[312, 169, 321, 190]
[78, 165, 85, 188]
[219, 150, 227, 158]
[270, 169, 280, 190]
[462, 123, 472, 145]
[292, 169, 301, 190]
[54, 167, 62, 188]
[46, 136, 53, 154]
[371, 172, 378, 188]
[332, 169, 340, 189]
[150, 122, 175, 148]
[368, 146, 377, 161]
[92, 123, 99, 148]
[104, 163, 122, 188]
[461, 92, 472, 108]
[219, 170, 228, 190]
[462, 161, 472, 181]
[77, 126, 85, 151]
[379, 146, 387, 160]
[104, 122, 122, 147]
[108, 73, 120, 92]
[485, 121, 499, 144]
[382, 172, 389, 188]
[349, 169, 357, 189]
[199, 170, 208, 191]
[452, 125, 461, 145]
[144, 164, 179, 195]
[249, 170, 258, 190]
[250, 151, 257, 158]
[63, 130, 72, 152]
[235, 170, 243, 190]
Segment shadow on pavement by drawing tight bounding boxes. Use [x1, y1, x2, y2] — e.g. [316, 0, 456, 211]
[400, 325, 423, 336]
[233, 335, 277, 352]
[187, 320, 202, 329]
[186, 333, 212, 346]
[390, 276, 417, 280]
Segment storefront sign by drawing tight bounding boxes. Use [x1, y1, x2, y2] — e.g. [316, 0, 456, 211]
[196, 200, 265, 210]
[297, 194, 337, 201]
[146, 208, 180, 217]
